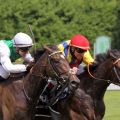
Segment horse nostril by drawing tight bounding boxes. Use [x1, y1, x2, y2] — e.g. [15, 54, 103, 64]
[69, 80, 80, 92]
[71, 80, 79, 86]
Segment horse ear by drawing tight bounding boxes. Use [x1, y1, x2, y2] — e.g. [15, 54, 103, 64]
[107, 49, 117, 59]
[43, 45, 53, 53]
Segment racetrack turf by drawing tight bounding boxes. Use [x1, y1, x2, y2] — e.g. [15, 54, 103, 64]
[103, 90, 120, 120]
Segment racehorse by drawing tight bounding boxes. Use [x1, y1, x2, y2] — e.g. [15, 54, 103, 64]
[0, 45, 95, 120]
[0, 45, 80, 120]
[78, 49, 120, 120]
[33, 46, 95, 120]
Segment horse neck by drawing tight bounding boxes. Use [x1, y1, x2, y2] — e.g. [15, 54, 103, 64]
[93, 80, 109, 99]
[23, 53, 48, 103]
[92, 59, 113, 99]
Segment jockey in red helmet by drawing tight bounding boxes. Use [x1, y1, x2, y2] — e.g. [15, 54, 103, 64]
[70, 34, 90, 50]
[58, 34, 94, 75]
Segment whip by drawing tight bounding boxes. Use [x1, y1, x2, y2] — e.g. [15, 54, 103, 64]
[28, 25, 37, 53]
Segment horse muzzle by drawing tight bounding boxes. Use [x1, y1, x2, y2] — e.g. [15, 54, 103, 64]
[69, 79, 80, 92]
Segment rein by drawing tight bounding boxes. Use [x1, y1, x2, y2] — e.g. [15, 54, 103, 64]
[87, 64, 111, 83]
[87, 58, 120, 86]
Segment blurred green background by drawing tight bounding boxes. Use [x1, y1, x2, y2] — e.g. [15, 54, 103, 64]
[0, 0, 120, 50]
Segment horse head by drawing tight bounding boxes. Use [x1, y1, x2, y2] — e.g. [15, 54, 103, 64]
[32, 45, 96, 120]
[77, 49, 120, 120]
[31, 45, 80, 105]
[44, 45, 80, 89]
[94, 49, 120, 86]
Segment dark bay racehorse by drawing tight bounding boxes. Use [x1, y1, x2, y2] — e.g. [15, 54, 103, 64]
[0, 45, 80, 120]
[33, 46, 95, 120]
[0, 45, 95, 120]
[78, 49, 120, 120]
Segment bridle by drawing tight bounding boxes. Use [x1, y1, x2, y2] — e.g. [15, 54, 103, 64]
[23, 50, 75, 104]
[87, 58, 120, 86]
[48, 51, 67, 78]
[48, 51, 74, 82]
[113, 58, 120, 83]
[44, 51, 77, 106]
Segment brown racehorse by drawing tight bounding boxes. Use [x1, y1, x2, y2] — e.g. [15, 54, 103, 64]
[0, 45, 81, 120]
[0, 45, 95, 120]
[78, 49, 120, 120]
[34, 46, 95, 120]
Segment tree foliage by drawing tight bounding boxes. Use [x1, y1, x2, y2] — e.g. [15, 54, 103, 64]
[112, 0, 120, 49]
[0, 0, 118, 50]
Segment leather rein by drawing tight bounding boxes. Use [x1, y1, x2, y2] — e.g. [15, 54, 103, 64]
[87, 58, 120, 86]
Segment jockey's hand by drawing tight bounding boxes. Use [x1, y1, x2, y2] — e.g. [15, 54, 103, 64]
[26, 61, 35, 72]
[71, 67, 78, 74]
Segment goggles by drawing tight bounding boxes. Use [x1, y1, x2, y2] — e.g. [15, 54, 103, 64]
[75, 48, 86, 53]
[19, 46, 31, 52]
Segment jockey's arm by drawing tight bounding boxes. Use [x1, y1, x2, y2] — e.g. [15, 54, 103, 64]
[83, 50, 94, 65]
[0, 52, 26, 73]
[57, 44, 65, 55]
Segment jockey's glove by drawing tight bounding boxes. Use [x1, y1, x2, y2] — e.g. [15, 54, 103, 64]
[26, 61, 35, 72]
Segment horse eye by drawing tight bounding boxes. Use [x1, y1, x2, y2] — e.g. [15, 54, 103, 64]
[51, 59, 60, 65]
[54, 60, 60, 64]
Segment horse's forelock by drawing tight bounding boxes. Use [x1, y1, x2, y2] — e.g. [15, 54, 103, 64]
[108, 49, 120, 59]
[95, 53, 107, 64]
[47, 45, 58, 51]
[95, 49, 120, 65]
[32, 49, 45, 62]
[32, 45, 59, 62]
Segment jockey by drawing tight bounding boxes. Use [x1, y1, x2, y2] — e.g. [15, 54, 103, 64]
[0, 32, 34, 81]
[58, 34, 94, 75]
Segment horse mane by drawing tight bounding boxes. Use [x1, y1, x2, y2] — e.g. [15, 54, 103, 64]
[83, 49, 120, 73]
[95, 53, 108, 65]
[95, 49, 120, 65]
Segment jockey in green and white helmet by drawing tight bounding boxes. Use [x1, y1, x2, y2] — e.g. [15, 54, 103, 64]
[0, 32, 34, 80]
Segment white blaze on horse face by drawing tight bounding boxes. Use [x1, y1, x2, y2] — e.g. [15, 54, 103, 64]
[60, 54, 65, 59]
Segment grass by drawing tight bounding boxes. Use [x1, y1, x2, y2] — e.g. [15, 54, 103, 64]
[103, 90, 120, 120]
